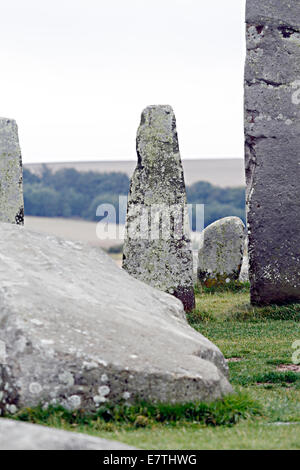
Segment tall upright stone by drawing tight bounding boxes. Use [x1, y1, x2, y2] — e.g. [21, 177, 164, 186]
[122, 105, 195, 311]
[0, 118, 24, 225]
[245, 1, 300, 305]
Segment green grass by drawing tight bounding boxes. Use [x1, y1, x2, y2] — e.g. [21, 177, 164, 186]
[188, 285, 300, 322]
[12, 392, 261, 430]
[4, 284, 300, 449]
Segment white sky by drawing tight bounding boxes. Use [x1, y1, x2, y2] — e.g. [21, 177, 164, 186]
[1, 0, 246, 163]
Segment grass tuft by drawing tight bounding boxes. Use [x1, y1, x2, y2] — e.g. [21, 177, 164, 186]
[12, 393, 261, 430]
[254, 372, 300, 385]
[195, 281, 250, 295]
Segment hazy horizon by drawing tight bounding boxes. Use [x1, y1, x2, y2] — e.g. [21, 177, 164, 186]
[25, 156, 244, 165]
[25, 157, 245, 188]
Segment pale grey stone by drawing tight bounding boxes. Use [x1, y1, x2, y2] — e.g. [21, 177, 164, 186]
[0, 223, 232, 415]
[122, 105, 195, 311]
[245, 0, 300, 304]
[0, 419, 135, 450]
[0, 118, 24, 225]
[197, 217, 245, 286]
[239, 238, 249, 283]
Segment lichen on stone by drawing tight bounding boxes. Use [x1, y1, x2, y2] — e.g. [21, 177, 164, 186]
[0, 119, 24, 225]
[123, 106, 195, 311]
[197, 217, 245, 287]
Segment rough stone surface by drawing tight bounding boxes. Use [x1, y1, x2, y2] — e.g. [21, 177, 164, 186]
[0, 223, 232, 415]
[197, 217, 245, 286]
[245, 0, 300, 304]
[0, 118, 24, 225]
[122, 105, 195, 311]
[0, 419, 135, 450]
[239, 238, 249, 283]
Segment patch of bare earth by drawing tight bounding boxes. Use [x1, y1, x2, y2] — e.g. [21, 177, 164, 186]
[276, 364, 300, 373]
[226, 357, 243, 363]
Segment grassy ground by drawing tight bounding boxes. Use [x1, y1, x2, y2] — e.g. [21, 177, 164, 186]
[8, 284, 300, 449]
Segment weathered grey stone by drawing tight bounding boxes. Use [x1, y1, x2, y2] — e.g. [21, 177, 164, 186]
[0, 223, 232, 415]
[0, 419, 135, 450]
[122, 105, 195, 311]
[239, 238, 249, 283]
[0, 118, 24, 225]
[245, 0, 300, 304]
[197, 217, 245, 287]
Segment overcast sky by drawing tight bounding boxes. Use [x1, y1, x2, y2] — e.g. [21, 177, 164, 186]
[1, 0, 246, 163]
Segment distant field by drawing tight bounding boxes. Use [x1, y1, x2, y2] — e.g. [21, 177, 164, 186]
[24, 216, 202, 269]
[25, 158, 245, 188]
[25, 216, 124, 250]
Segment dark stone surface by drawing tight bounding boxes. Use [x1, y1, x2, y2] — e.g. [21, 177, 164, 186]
[245, 0, 300, 305]
[173, 286, 196, 312]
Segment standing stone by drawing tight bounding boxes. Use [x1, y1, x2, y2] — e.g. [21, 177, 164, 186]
[0, 118, 24, 225]
[197, 217, 245, 287]
[122, 105, 195, 311]
[245, 1, 300, 304]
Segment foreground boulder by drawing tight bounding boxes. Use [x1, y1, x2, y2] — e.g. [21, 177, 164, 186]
[0, 419, 135, 450]
[0, 118, 24, 225]
[0, 223, 232, 414]
[245, 0, 300, 304]
[123, 105, 195, 311]
[197, 217, 245, 286]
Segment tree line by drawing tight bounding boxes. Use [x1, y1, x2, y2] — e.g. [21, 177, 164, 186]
[23, 166, 245, 228]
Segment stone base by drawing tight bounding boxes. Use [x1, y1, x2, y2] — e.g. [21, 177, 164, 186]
[250, 281, 300, 306]
[173, 286, 195, 312]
